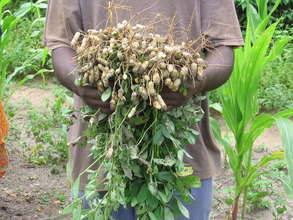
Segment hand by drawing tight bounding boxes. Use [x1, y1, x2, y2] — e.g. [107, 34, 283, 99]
[76, 86, 113, 114]
[161, 78, 205, 111]
[52, 47, 113, 114]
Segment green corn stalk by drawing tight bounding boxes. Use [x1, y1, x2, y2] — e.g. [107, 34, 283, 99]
[213, 0, 292, 219]
[0, 0, 50, 100]
[0, 0, 16, 99]
[276, 118, 293, 200]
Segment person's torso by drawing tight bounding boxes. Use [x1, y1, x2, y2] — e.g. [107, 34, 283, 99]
[77, 0, 201, 43]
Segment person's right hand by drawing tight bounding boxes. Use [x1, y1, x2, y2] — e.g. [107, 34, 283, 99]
[52, 47, 113, 114]
[75, 86, 113, 114]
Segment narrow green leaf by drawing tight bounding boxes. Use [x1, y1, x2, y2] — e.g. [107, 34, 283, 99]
[72, 176, 81, 199]
[276, 118, 293, 190]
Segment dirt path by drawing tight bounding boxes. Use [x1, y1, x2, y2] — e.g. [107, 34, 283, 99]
[1, 85, 292, 220]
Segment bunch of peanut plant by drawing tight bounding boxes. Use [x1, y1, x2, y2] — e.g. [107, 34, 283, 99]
[63, 21, 207, 220]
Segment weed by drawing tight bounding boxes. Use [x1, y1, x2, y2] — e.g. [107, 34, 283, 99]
[27, 88, 73, 165]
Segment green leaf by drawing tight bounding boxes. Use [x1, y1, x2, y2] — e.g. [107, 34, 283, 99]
[153, 128, 164, 145]
[73, 207, 82, 220]
[72, 176, 81, 199]
[149, 212, 158, 220]
[157, 171, 176, 183]
[60, 200, 81, 215]
[177, 200, 190, 219]
[137, 183, 149, 203]
[0, 0, 11, 13]
[164, 207, 175, 220]
[148, 182, 158, 196]
[101, 87, 112, 102]
[181, 176, 201, 188]
[276, 117, 293, 197]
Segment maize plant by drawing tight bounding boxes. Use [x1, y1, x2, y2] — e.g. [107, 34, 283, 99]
[212, 0, 292, 219]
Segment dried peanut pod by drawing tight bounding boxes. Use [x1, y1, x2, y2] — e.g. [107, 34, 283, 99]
[131, 92, 138, 102]
[96, 81, 104, 93]
[128, 106, 137, 118]
[174, 78, 181, 88]
[152, 72, 161, 85]
[118, 89, 124, 100]
[71, 32, 81, 48]
[164, 78, 172, 87]
[141, 41, 147, 49]
[157, 95, 167, 110]
[122, 74, 128, 80]
[132, 64, 141, 74]
[141, 61, 149, 71]
[153, 101, 161, 110]
[139, 87, 148, 100]
[191, 63, 198, 75]
[143, 75, 150, 82]
[117, 51, 123, 61]
[162, 71, 170, 78]
[88, 69, 95, 84]
[82, 72, 89, 84]
[106, 147, 113, 158]
[97, 57, 109, 66]
[88, 29, 99, 35]
[197, 66, 204, 78]
[197, 58, 206, 67]
[167, 64, 174, 73]
[80, 36, 90, 51]
[115, 68, 121, 75]
[180, 66, 189, 77]
[171, 69, 179, 79]
[159, 62, 167, 69]
[110, 99, 116, 110]
[147, 82, 156, 96]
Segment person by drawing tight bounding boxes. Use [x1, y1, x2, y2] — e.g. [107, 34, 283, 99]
[45, 1, 243, 219]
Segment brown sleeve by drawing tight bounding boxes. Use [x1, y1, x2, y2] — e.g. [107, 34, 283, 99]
[200, 0, 244, 47]
[44, 0, 83, 50]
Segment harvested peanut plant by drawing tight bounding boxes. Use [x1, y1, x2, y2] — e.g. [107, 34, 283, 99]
[64, 21, 207, 220]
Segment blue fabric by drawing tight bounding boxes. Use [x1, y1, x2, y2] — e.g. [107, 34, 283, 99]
[75, 178, 213, 220]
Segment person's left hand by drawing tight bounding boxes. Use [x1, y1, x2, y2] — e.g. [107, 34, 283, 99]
[161, 78, 205, 111]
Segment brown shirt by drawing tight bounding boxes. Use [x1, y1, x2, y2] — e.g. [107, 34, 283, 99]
[45, 0, 243, 190]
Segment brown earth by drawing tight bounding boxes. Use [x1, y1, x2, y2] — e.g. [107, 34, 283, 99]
[0, 84, 292, 220]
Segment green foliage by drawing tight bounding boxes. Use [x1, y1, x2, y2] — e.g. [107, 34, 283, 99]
[259, 43, 293, 111]
[27, 88, 73, 165]
[64, 99, 203, 220]
[0, 0, 17, 99]
[276, 118, 293, 200]
[214, 0, 292, 219]
[1, 0, 51, 99]
[235, 0, 293, 29]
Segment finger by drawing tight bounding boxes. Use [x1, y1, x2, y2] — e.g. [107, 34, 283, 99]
[79, 86, 100, 99]
[84, 99, 110, 111]
[166, 106, 174, 111]
[164, 99, 184, 106]
[100, 108, 113, 114]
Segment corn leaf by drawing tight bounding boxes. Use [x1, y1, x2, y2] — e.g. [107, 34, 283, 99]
[276, 117, 293, 199]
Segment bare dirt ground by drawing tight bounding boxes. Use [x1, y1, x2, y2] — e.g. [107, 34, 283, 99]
[1, 84, 292, 220]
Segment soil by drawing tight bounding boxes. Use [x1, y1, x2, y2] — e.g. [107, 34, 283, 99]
[0, 84, 292, 220]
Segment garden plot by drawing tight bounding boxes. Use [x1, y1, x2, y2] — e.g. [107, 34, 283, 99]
[0, 84, 292, 220]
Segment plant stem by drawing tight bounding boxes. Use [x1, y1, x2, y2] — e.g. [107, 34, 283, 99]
[242, 187, 248, 219]
[231, 194, 240, 220]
